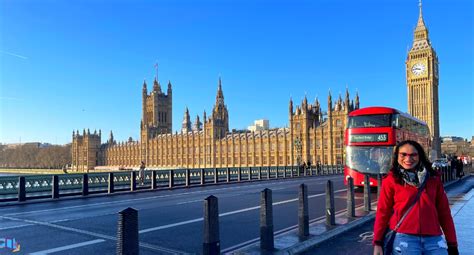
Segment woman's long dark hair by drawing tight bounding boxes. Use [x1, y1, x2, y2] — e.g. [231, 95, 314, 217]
[391, 140, 437, 184]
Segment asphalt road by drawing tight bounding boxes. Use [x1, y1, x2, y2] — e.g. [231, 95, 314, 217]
[0, 175, 366, 254]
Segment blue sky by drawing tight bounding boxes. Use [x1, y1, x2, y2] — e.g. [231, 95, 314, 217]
[1, 0, 472, 145]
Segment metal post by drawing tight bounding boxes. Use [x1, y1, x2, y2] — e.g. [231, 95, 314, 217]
[260, 188, 274, 251]
[130, 171, 136, 192]
[186, 169, 191, 187]
[298, 184, 309, 238]
[226, 168, 230, 183]
[116, 207, 139, 255]
[266, 166, 270, 179]
[52, 175, 59, 199]
[290, 165, 294, 178]
[364, 174, 371, 212]
[169, 170, 174, 188]
[248, 168, 252, 181]
[203, 195, 220, 255]
[347, 177, 355, 218]
[258, 167, 262, 180]
[238, 167, 242, 182]
[214, 168, 218, 184]
[283, 166, 287, 178]
[201, 169, 205, 185]
[326, 180, 335, 226]
[18, 176, 26, 202]
[151, 170, 157, 190]
[82, 174, 89, 196]
[377, 174, 382, 200]
[108, 172, 114, 194]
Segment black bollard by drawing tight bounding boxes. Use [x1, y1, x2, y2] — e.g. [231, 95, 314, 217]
[260, 188, 274, 251]
[117, 207, 139, 255]
[347, 177, 356, 218]
[326, 180, 335, 226]
[108, 172, 115, 194]
[130, 171, 136, 192]
[364, 174, 371, 212]
[258, 167, 262, 180]
[203, 195, 220, 255]
[52, 175, 59, 199]
[266, 167, 270, 179]
[18, 176, 26, 202]
[298, 184, 309, 238]
[82, 174, 89, 196]
[226, 168, 231, 183]
[169, 170, 174, 188]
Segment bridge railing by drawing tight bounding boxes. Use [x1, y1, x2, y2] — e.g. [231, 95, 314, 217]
[0, 164, 344, 202]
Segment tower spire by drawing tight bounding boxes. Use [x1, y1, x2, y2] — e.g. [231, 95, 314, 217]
[413, 0, 429, 42]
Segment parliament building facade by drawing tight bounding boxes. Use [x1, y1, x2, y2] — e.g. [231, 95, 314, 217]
[71, 77, 359, 171]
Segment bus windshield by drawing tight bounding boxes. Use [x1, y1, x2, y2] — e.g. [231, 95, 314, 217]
[346, 146, 393, 174]
[347, 114, 391, 128]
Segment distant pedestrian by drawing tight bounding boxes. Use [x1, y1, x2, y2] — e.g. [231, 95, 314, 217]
[139, 161, 146, 185]
[373, 140, 458, 255]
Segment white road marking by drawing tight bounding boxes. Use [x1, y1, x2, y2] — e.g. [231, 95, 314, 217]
[139, 188, 346, 234]
[29, 239, 105, 255]
[0, 215, 185, 254]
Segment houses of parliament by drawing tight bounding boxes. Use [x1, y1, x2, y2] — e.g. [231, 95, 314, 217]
[71, 76, 359, 171]
[72, 1, 440, 171]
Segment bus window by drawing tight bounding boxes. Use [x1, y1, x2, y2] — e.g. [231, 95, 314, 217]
[347, 114, 391, 128]
[346, 146, 393, 174]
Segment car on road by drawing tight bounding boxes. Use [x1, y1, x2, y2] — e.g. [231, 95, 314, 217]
[432, 158, 449, 168]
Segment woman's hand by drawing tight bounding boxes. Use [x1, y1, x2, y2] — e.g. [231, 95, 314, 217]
[373, 245, 383, 255]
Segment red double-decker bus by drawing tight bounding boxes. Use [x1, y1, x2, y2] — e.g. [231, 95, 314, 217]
[344, 106, 430, 187]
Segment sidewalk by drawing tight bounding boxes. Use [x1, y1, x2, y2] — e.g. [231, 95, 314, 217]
[448, 177, 474, 255]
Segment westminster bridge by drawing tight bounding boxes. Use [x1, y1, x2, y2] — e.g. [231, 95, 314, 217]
[0, 165, 469, 254]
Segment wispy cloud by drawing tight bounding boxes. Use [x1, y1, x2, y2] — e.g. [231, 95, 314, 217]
[0, 50, 28, 60]
[0, 96, 23, 101]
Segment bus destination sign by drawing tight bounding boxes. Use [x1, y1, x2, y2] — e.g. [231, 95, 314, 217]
[350, 133, 388, 143]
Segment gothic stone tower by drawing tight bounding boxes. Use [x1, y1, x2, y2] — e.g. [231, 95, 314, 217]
[204, 77, 230, 165]
[141, 77, 173, 162]
[71, 129, 101, 172]
[406, 1, 440, 156]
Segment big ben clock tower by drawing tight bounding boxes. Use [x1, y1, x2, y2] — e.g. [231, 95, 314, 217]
[406, 0, 440, 157]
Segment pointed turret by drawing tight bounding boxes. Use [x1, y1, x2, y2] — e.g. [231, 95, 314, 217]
[153, 77, 162, 93]
[182, 107, 191, 133]
[289, 97, 293, 115]
[108, 130, 114, 144]
[215, 76, 225, 107]
[355, 91, 360, 109]
[142, 79, 147, 94]
[327, 90, 332, 112]
[167, 80, 172, 95]
[345, 87, 350, 110]
[193, 115, 202, 131]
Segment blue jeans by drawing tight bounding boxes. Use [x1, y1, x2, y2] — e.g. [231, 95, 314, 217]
[393, 232, 448, 255]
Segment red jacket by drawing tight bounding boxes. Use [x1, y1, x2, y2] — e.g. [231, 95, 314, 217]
[373, 172, 457, 246]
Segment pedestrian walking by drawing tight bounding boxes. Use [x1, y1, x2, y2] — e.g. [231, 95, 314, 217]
[373, 140, 458, 255]
[139, 161, 146, 185]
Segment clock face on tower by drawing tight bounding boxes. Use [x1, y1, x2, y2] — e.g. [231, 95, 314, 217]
[411, 63, 426, 76]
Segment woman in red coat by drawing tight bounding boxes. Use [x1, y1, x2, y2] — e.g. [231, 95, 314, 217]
[373, 140, 458, 255]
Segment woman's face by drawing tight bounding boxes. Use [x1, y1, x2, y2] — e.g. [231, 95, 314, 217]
[397, 144, 420, 170]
